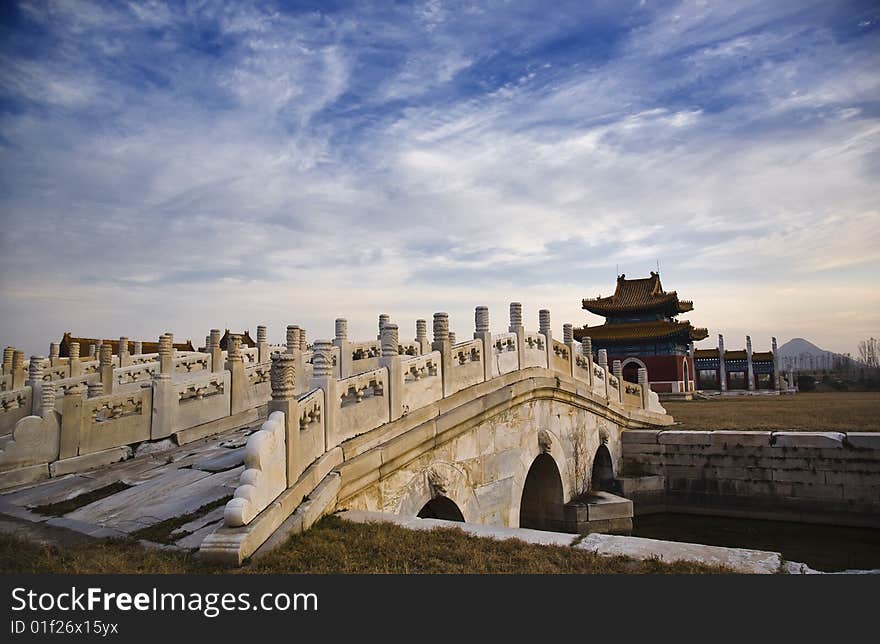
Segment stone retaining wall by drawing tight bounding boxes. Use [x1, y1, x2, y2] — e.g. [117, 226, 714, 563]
[620, 430, 880, 528]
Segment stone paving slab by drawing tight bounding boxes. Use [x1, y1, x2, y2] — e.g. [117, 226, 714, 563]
[193, 448, 245, 473]
[1, 474, 105, 508]
[172, 506, 226, 536]
[65, 468, 215, 532]
[175, 519, 223, 549]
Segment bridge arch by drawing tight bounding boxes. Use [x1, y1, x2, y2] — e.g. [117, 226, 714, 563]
[518, 452, 566, 531]
[591, 443, 616, 492]
[621, 357, 646, 384]
[395, 461, 479, 522]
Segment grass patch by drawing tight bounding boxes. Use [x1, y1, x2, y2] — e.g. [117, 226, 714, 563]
[129, 495, 232, 545]
[0, 515, 733, 574]
[665, 391, 880, 432]
[31, 482, 132, 517]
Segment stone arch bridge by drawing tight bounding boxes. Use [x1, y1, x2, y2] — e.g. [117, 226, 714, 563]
[199, 304, 670, 564]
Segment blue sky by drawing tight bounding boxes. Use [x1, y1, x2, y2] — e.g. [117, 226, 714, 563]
[1, 0, 878, 356]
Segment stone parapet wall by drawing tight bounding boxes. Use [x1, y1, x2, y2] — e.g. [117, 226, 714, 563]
[620, 430, 880, 527]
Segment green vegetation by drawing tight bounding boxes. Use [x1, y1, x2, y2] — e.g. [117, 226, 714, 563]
[0, 514, 731, 574]
[665, 391, 880, 432]
[130, 495, 232, 545]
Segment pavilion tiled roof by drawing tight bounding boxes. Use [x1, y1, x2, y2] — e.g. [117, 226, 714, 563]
[694, 349, 718, 359]
[574, 320, 708, 343]
[582, 272, 693, 316]
[751, 351, 774, 361]
[59, 332, 195, 357]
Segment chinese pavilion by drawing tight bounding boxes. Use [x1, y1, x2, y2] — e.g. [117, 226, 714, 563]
[575, 272, 708, 394]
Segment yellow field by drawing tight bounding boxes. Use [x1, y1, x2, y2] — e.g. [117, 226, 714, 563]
[663, 392, 880, 432]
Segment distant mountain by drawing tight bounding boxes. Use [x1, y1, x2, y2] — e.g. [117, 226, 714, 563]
[777, 338, 827, 358]
[777, 337, 855, 372]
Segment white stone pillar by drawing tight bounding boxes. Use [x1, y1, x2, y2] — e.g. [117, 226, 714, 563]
[638, 367, 650, 408]
[118, 337, 131, 367]
[597, 349, 609, 400]
[60, 382, 86, 459]
[771, 336, 780, 390]
[334, 318, 352, 379]
[269, 352, 299, 486]
[612, 359, 623, 403]
[134, 340, 143, 356]
[474, 306, 492, 381]
[151, 335, 175, 439]
[99, 344, 114, 395]
[28, 356, 45, 415]
[563, 323, 576, 379]
[581, 336, 594, 387]
[227, 334, 246, 414]
[11, 350, 25, 390]
[718, 334, 727, 392]
[415, 319, 429, 356]
[2, 346, 13, 376]
[257, 325, 269, 363]
[49, 343, 60, 367]
[68, 342, 81, 378]
[509, 302, 525, 370]
[378, 314, 390, 340]
[433, 312, 452, 396]
[298, 328, 307, 352]
[746, 335, 755, 391]
[379, 324, 404, 421]
[311, 339, 338, 449]
[539, 308, 551, 368]
[286, 325, 299, 355]
[448, 331, 456, 345]
[208, 329, 222, 373]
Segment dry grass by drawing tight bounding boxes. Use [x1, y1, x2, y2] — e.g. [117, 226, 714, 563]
[0, 515, 731, 574]
[664, 392, 880, 432]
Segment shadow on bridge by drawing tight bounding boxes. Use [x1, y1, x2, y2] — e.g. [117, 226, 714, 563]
[417, 496, 465, 522]
[519, 453, 565, 532]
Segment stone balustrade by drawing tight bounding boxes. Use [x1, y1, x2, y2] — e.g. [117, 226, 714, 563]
[0, 305, 663, 492]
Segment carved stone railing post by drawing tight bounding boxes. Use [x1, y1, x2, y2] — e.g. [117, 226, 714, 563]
[257, 325, 269, 363]
[88, 343, 96, 359]
[151, 335, 175, 439]
[298, 328, 307, 352]
[378, 314, 390, 340]
[613, 359, 623, 403]
[379, 324, 404, 421]
[334, 318, 352, 379]
[41, 383, 56, 419]
[746, 335, 755, 391]
[509, 302, 525, 370]
[68, 342, 81, 378]
[87, 381, 103, 398]
[118, 336, 131, 367]
[208, 329, 222, 372]
[133, 340, 143, 356]
[448, 331, 456, 345]
[638, 367, 650, 409]
[432, 312, 453, 396]
[2, 347, 13, 376]
[415, 319, 429, 355]
[226, 334, 246, 415]
[28, 356, 44, 415]
[286, 325, 299, 355]
[598, 349, 609, 400]
[563, 323, 576, 378]
[539, 309, 551, 368]
[60, 382, 86, 460]
[474, 306, 492, 382]
[269, 353, 299, 486]
[99, 344, 114, 395]
[581, 336, 593, 387]
[49, 343, 60, 367]
[11, 351, 25, 390]
[310, 339, 338, 450]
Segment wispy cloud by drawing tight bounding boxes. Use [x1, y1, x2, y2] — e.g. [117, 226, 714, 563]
[1, 0, 878, 355]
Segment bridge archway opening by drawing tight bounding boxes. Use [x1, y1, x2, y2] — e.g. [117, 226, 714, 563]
[591, 444, 615, 492]
[417, 496, 465, 522]
[519, 453, 565, 531]
[621, 358, 646, 384]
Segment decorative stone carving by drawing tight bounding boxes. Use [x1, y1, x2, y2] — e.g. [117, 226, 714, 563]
[582, 336, 592, 356]
[563, 324, 573, 344]
[381, 324, 399, 358]
[538, 429, 553, 453]
[286, 325, 299, 354]
[415, 319, 427, 343]
[69, 342, 80, 360]
[509, 302, 522, 329]
[270, 353, 296, 401]
[433, 312, 449, 343]
[133, 341, 143, 355]
[427, 466, 448, 498]
[539, 309, 551, 337]
[99, 344, 113, 367]
[28, 356, 44, 385]
[312, 340, 334, 378]
[335, 318, 348, 342]
[257, 326, 267, 344]
[475, 306, 489, 334]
